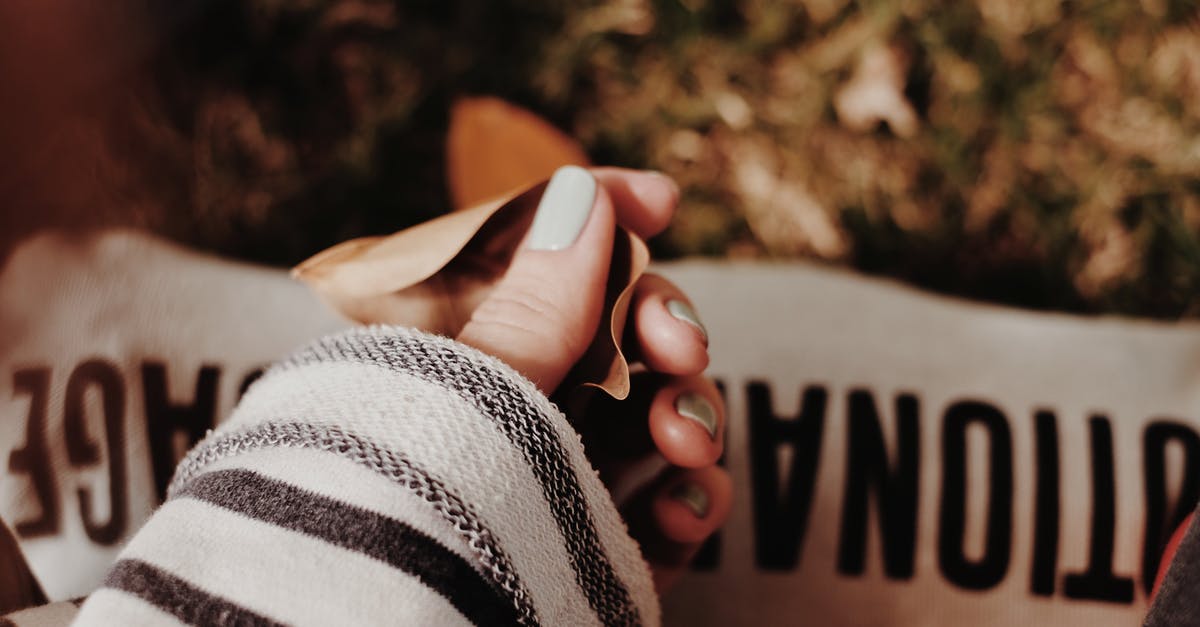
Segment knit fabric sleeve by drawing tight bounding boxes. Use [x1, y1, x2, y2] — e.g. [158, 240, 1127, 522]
[68, 326, 660, 627]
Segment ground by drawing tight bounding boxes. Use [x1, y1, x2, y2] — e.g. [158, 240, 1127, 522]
[8, 0, 1200, 319]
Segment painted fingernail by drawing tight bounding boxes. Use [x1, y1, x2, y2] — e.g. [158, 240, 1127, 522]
[669, 482, 710, 519]
[528, 165, 597, 251]
[675, 391, 718, 440]
[666, 299, 708, 344]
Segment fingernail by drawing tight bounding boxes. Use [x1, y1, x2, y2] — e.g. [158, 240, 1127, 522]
[669, 483, 710, 519]
[666, 299, 708, 344]
[675, 391, 718, 440]
[529, 165, 596, 251]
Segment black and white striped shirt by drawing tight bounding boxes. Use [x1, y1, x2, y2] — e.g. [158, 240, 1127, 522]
[5, 326, 659, 626]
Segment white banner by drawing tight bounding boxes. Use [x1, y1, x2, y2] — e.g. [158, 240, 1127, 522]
[5, 230, 1197, 625]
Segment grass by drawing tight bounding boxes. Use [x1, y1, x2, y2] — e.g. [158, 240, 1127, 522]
[26, 0, 1200, 319]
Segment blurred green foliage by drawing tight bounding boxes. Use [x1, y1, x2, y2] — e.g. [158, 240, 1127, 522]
[143, 0, 1200, 318]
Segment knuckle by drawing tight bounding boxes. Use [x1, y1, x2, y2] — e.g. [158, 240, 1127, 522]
[471, 285, 585, 358]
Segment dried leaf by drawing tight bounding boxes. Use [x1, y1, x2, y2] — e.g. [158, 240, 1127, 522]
[294, 180, 648, 399]
[447, 96, 591, 208]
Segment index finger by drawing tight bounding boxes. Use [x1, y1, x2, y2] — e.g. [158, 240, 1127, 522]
[591, 167, 679, 239]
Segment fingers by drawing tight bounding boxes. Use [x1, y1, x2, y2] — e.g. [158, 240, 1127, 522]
[590, 171, 704, 376]
[623, 465, 733, 593]
[457, 166, 681, 394]
[458, 166, 615, 392]
[628, 273, 709, 376]
[648, 375, 723, 468]
[576, 372, 723, 466]
[591, 167, 679, 239]
[549, 168, 727, 594]
[455, 165, 727, 595]
[654, 466, 733, 545]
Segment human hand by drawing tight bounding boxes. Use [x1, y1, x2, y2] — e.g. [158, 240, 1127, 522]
[457, 165, 731, 593]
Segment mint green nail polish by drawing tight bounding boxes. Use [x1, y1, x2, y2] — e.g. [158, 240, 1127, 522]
[669, 483, 710, 518]
[528, 165, 596, 251]
[675, 391, 718, 440]
[666, 299, 707, 344]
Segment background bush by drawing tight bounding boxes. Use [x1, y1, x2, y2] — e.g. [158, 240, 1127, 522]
[30, 0, 1200, 318]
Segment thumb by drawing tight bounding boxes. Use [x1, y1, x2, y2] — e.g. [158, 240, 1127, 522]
[457, 166, 615, 393]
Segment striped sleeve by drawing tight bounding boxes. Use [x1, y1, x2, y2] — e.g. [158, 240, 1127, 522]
[71, 326, 660, 627]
